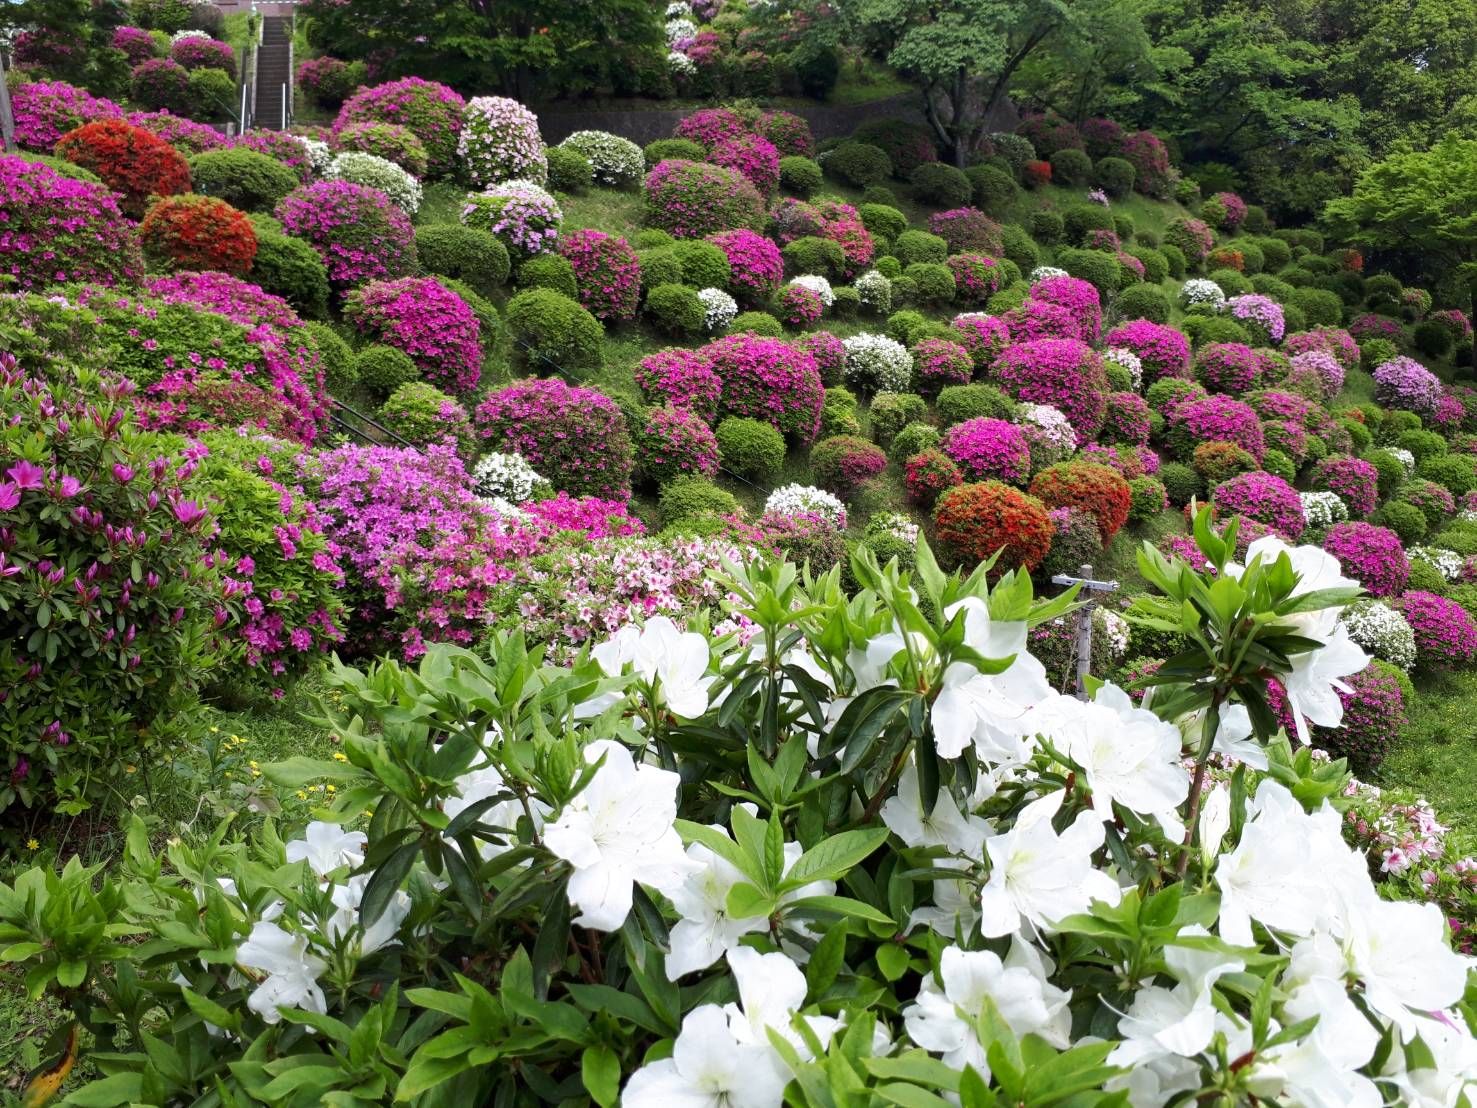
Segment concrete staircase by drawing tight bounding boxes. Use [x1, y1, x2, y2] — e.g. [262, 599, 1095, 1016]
[252, 15, 294, 130]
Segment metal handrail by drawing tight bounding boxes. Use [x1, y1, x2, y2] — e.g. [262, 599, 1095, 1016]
[328, 399, 416, 448]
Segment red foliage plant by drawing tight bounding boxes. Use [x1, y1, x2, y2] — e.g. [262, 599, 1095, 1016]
[53, 119, 190, 217]
[932, 480, 1054, 574]
[140, 194, 257, 274]
[1028, 461, 1132, 543]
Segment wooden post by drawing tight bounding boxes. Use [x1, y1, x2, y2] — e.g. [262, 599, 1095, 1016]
[0, 49, 15, 155]
[1050, 563, 1119, 700]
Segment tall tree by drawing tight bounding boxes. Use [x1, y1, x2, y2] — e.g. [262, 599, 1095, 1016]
[1323, 138, 1477, 364]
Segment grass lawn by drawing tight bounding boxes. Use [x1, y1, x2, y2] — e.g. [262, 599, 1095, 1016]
[1380, 668, 1477, 827]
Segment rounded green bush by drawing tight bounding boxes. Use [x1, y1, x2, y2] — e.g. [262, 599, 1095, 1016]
[506, 287, 604, 373]
[354, 343, 419, 394]
[1365, 450, 1407, 499]
[910, 162, 971, 207]
[670, 239, 733, 288]
[1160, 242, 1187, 279]
[1407, 558, 1450, 594]
[1261, 448, 1295, 483]
[870, 391, 929, 447]
[1117, 285, 1172, 324]
[643, 283, 707, 337]
[731, 310, 784, 337]
[894, 229, 948, 267]
[903, 262, 956, 307]
[1413, 320, 1455, 359]
[1418, 453, 1477, 498]
[517, 253, 579, 299]
[889, 276, 919, 307]
[380, 381, 475, 458]
[1211, 268, 1252, 298]
[1180, 314, 1251, 347]
[637, 248, 684, 295]
[1378, 409, 1423, 444]
[832, 286, 860, 317]
[862, 185, 900, 207]
[999, 224, 1039, 271]
[659, 475, 739, 524]
[860, 203, 908, 242]
[304, 321, 355, 394]
[185, 67, 236, 122]
[415, 224, 511, 298]
[1257, 237, 1292, 271]
[1029, 210, 1064, 244]
[873, 255, 903, 279]
[779, 155, 823, 197]
[825, 141, 893, 187]
[889, 421, 941, 461]
[1093, 156, 1135, 197]
[966, 164, 1019, 216]
[1127, 475, 1168, 522]
[1049, 148, 1092, 186]
[1359, 337, 1400, 374]
[1237, 241, 1265, 275]
[634, 229, 675, 249]
[1375, 500, 1429, 544]
[885, 309, 933, 346]
[247, 219, 330, 320]
[1396, 429, 1448, 464]
[1158, 461, 1202, 505]
[936, 382, 1015, 427]
[715, 416, 786, 480]
[1057, 247, 1121, 299]
[1063, 204, 1114, 245]
[546, 146, 592, 192]
[1126, 246, 1169, 285]
[1289, 286, 1344, 327]
[782, 236, 846, 279]
[188, 148, 299, 212]
[645, 138, 705, 167]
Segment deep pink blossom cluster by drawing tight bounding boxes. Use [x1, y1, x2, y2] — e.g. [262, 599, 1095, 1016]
[635, 405, 721, 484]
[776, 284, 825, 327]
[912, 338, 973, 393]
[1311, 455, 1380, 517]
[343, 277, 482, 393]
[126, 109, 228, 154]
[812, 199, 875, 277]
[634, 348, 722, 422]
[1430, 393, 1466, 433]
[233, 130, 312, 181]
[703, 333, 824, 442]
[1169, 394, 1265, 461]
[1246, 389, 1316, 427]
[1349, 313, 1403, 342]
[992, 338, 1109, 440]
[111, 26, 158, 65]
[708, 229, 782, 305]
[1283, 327, 1360, 373]
[558, 229, 641, 322]
[0, 156, 142, 290]
[948, 254, 1005, 305]
[473, 377, 634, 499]
[1212, 471, 1304, 538]
[1195, 342, 1263, 395]
[11, 79, 120, 152]
[1209, 190, 1247, 228]
[1105, 320, 1191, 384]
[276, 180, 418, 288]
[1029, 276, 1102, 343]
[521, 494, 644, 540]
[942, 418, 1030, 484]
[673, 108, 748, 148]
[793, 331, 846, 385]
[333, 77, 466, 176]
[950, 314, 1011, 372]
[710, 132, 781, 196]
[1101, 392, 1151, 445]
[1325, 522, 1409, 597]
[1005, 298, 1083, 344]
[171, 36, 236, 76]
[1374, 356, 1444, 415]
[1396, 591, 1477, 668]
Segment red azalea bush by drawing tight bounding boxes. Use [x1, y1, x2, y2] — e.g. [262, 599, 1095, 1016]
[1325, 522, 1409, 597]
[1169, 394, 1265, 461]
[702, 332, 824, 442]
[53, 119, 191, 217]
[904, 448, 963, 507]
[1105, 320, 1192, 384]
[1029, 461, 1132, 542]
[11, 79, 121, 153]
[634, 405, 720, 485]
[942, 417, 1031, 484]
[0, 156, 143, 290]
[343, 277, 482, 393]
[140, 194, 258, 274]
[951, 313, 1012, 373]
[634, 347, 722, 422]
[1311, 455, 1381, 517]
[928, 208, 1004, 255]
[1024, 160, 1052, 187]
[810, 435, 888, 497]
[474, 378, 634, 499]
[559, 229, 641, 322]
[913, 338, 974, 394]
[333, 77, 466, 177]
[275, 180, 418, 289]
[1211, 471, 1305, 538]
[992, 338, 1109, 440]
[947, 254, 1005, 305]
[708, 229, 783, 305]
[1195, 342, 1263, 395]
[710, 132, 781, 196]
[643, 159, 765, 239]
[1101, 391, 1151, 445]
[933, 481, 1054, 573]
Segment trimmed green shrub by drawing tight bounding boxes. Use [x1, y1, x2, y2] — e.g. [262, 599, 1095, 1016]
[730, 310, 784, 337]
[546, 146, 592, 192]
[643, 283, 707, 337]
[1237, 241, 1265, 275]
[634, 229, 675, 249]
[1057, 247, 1121, 299]
[782, 236, 847, 279]
[1029, 210, 1064, 244]
[1117, 285, 1171, 324]
[936, 382, 1015, 427]
[1211, 269, 1252, 298]
[894, 229, 949, 267]
[1290, 286, 1344, 327]
[1160, 242, 1186, 279]
[637, 248, 684, 295]
[1413, 320, 1454, 359]
[1125, 246, 1169, 285]
[304, 321, 355, 394]
[889, 421, 941, 461]
[1158, 461, 1202, 505]
[380, 381, 475, 458]
[779, 155, 823, 197]
[1375, 501, 1428, 544]
[1418, 453, 1477, 498]
[670, 239, 733, 288]
[354, 343, 418, 394]
[903, 262, 956, 307]
[517, 253, 579, 299]
[715, 416, 786, 480]
[659, 475, 739, 524]
[506, 287, 604, 373]
[859, 203, 908, 242]
[832, 286, 860, 317]
[1257, 237, 1292, 271]
[910, 162, 971, 207]
[415, 224, 511, 298]
[885, 309, 933, 346]
[966, 164, 1018, 216]
[999, 224, 1039, 272]
[188, 148, 299, 212]
[1063, 203, 1114, 245]
[1049, 148, 1092, 186]
[246, 219, 330, 320]
[825, 141, 892, 187]
[1180, 314, 1251, 347]
[870, 391, 929, 447]
[645, 138, 704, 167]
[1094, 156, 1135, 197]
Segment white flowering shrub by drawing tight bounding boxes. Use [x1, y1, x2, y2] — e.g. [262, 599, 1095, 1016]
[868, 510, 919, 544]
[1017, 401, 1078, 465]
[1410, 544, 1465, 582]
[5, 514, 1474, 1108]
[1180, 277, 1226, 307]
[298, 136, 333, 176]
[1093, 606, 1130, 658]
[1339, 599, 1417, 670]
[665, 16, 698, 43]
[557, 130, 646, 189]
[1102, 346, 1143, 391]
[324, 151, 423, 214]
[471, 450, 543, 503]
[789, 273, 835, 307]
[1029, 265, 1069, 282]
[842, 332, 912, 392]
[697, 286, 738, 331]
[764, 482, 846, 525]
[171, 28, 209, 42]
[1389, 446, 1417, 477]
[854, 269, 892, 314]
[458, 95, 548, 188]
[667, 49, 696, 75]
[1300, 489, 1348, 528]
[665, 0, 693, 16]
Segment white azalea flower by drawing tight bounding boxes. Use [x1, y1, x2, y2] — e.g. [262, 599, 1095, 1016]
[1111, 926, 1243, 1067]
[977, 791, 1121, 937]
[665, 841, 768, 980]
[1281, 624, 1369, 744]
[444, 763, 549, 859]
[236, 920, 327, 1024]
[544, 740, 696, 931]
[881, 758, 990, 857]
[725, 946, 838, 1060]
[285, 822, 366, 878]
[593, 615, 715, 718]
[327, 874, 411, 957]
[622, 1003, 788, 1108]
[1340, 893, 1470, 1038]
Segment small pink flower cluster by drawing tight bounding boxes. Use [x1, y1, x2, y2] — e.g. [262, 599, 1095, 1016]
[993, 338, 1109, 440]
[276, 179, 418, 288]
[521, 493, 644, 540]
[473, 377, 634, 499]
[947, 254, 1004, 306]
[1209, 190, 1247, 228]
[710, 132, 781, 196]
[233, 129, 313, 182]
[1346, 793, 1445, 875]
[343, 277, 483, 393]
[558, 229, 641, 322]
[674, 108, 749, 149]
[634, 405, 721, 484]
[1212, 471, 1305, 538]
[794, 332, 846, 385]
[171, 36, 236, 77]
[1, 156, 142, 291]
[334, 77, 466, 176]
[1286, 350, 1345, 400]
[1325, 521, 1409, 597]
[1348, 312, 1403, 342]
[950, 314, 1011, 373]
[126, 110, 229, 155]
[1169, 394, 1265, 461]
[776, 284, 825, 328]
[1029, 275, 1102, 344]
[912, 338, 973, 393]
[942, 418, 1030, 484]
[703, 333, 824, 442]
[1283, 326, 1360, 373]
[1104, 319, 1191, 384]
[461, 181, 562, 257]
[112, 26, 158, 65]
[1396, 591, 1477, 667]
[708, 229, 782, 305]
[1310, 455, 1380, 518]
[10, 79, 121, 152]
[1194, 342, 1263, 395]
[1100, 391, 1151, 445]
[635, 348, 723, 422]
[928, 208, 1003, 255]
[811, 199, 875, 277]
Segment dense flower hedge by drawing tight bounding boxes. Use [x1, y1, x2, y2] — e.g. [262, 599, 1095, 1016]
[474, 378, 634, 499]
[343, 277, 482, 393]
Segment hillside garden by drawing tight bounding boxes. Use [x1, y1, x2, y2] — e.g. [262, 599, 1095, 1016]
[3, 0, 1477, 1103]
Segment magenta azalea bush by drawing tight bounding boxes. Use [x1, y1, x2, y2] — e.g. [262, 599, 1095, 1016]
[1311, 455, 1381, 517]
[275, 180, 418, 289]
[559, 229, 641, 322]
[992, 338, 1109, 440]
[950, 313, 1011, 373]
[673, 107, 748, 149]
[1325, 521, 1410, 597]
[707, 229, 782, 305]
[703, 332, 824, 442]
[1284, 327, 1360, 373]
[1195, 342, 1263, 395]
[233, 130, 314, 182]
[127, 109, 229, 154]
[11, 79, 120, 152]
[794, 331, 846, 385]
[473, 378, 634, 499]
[913, 338, 973, 393]
[643, 159, 765, 239]
[334, 77, 466, 177]
[171, 36, 236, 77]
[343, 277, 482, 393]
[1212, 471, 1305, 538]
[1169, 394, 1265, 461]
[942, 417, 1031, 484]
[1396, 591, 1477, 668]
[710, 132, 781, 196]
[112, 25, 159, 65]
[928, 208, 1003, 255]
[1101, 391, 1151, 445]
[634, 405, 720, 485]
[0, 157, 143, 291]
[1105, 320, 1191, 384]
[1005, 298, 1084, 344]
[634, 347, 722, 423]
[776, 284, 825, 328]
[1374, 356, 1444, 415]
[948, 254, 1005, 305]
[1030, 276, 1102, 344]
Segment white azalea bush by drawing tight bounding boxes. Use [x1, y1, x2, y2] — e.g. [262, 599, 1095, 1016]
[764, 482, 846, 526]
[472, 450, 546, 503]
[1339, 599, 1417, 671]
[1102, 346, 1143, 390]
[697, 286, 738, 331]
[790, 273, 835, 307]
[1180, 277, 1226, 308]
[855, 269, 892, 314]
[1300, 489, 1349, 529]
[3, 515, 1474, 1106]
[842, 332, 912, 392]
[1030, 265, 1069, 282]
[557, 131, 646, 189]
[1411, 544, 1465, 582]
[324, 151, 423, 215]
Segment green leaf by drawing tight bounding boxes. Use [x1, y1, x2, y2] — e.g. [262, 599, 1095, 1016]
[781, 828, 890, 889]
[725, 882, 775, 920]
[782, 895, 893, 925]
[59, 1073, 144, 1106]
[359, 841, 418, 927]
[875, 943, 911, 982]
[581, 1046, 620, 1108]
